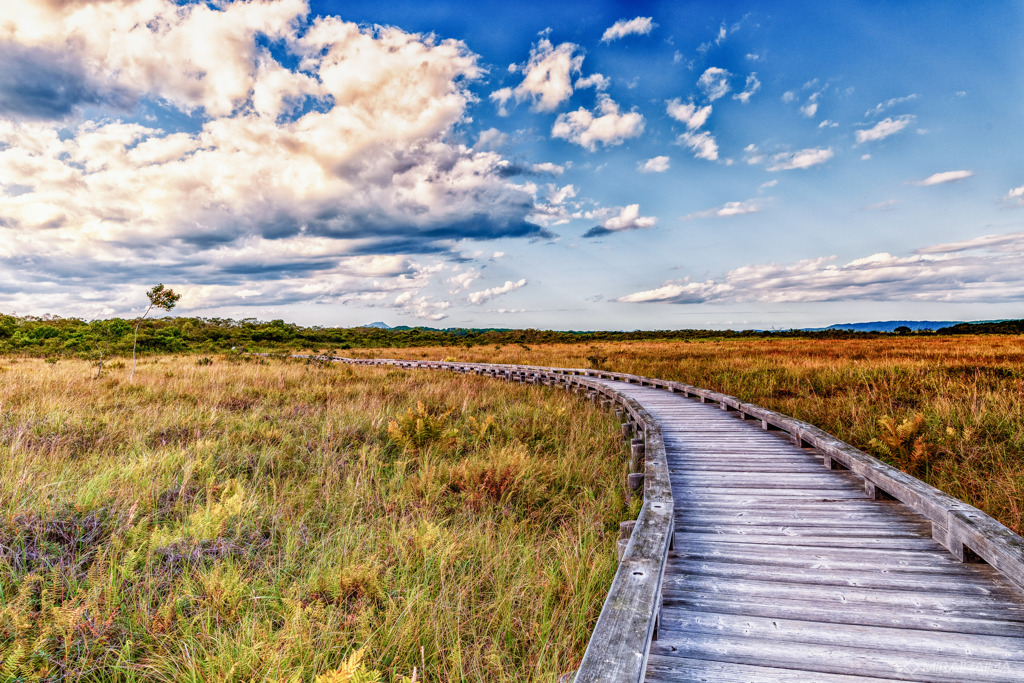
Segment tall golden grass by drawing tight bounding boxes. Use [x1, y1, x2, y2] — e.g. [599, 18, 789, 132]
[1, 355, 631, 681]
[345, 335, 1024, 534]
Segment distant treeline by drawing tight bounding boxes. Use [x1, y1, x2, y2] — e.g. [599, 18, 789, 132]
[0, 314, 1020, 357]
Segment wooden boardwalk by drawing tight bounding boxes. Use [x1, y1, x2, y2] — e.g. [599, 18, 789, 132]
[335, 358, 1024, 682]
[590, 378, 1024, 683]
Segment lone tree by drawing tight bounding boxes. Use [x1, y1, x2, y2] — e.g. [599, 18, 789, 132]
[130, 283, 181, 382]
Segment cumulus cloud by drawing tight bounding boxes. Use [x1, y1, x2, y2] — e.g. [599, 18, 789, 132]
[447, 268, 482, 293]
[552, 95, 644, 151]
[697, 67, 732, 101]
[913, 170, 974, 186]
[733, 74, 761, 104]
[0, 0, 553, 317]
[682, 198, 766, 220]
[527, 183, 579, 227]
[666, 99, 712, 129]
[638, 156, 670, 173]
[491, 37, 583, 113]
[766, 147, 833, 171]
[474, 128, 509, 151]
[393, 291, 452, 321]
[575, 73, 610, 90]
[467, 278, 527, 304]
[0, 42, 134, 120]
[855, 115, 915, 143]
[677, 130, 719, 161]
[1003, 184, 1024, 207]
[617, 230, 1024, 305]
[601, 17, 656, 42]
[583, 204, 656, 238]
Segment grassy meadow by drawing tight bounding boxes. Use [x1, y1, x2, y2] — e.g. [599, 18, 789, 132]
[344, 335, 1024, 535]
[0, 355, 633, 682]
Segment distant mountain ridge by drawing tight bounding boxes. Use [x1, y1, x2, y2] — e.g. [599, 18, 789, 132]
[811, 320, 964, 333]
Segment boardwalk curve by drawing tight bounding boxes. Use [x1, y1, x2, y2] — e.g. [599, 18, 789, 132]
[332, 357, 1024, 682]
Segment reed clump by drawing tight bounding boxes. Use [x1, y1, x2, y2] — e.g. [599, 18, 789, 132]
[0, 356, 629, 681]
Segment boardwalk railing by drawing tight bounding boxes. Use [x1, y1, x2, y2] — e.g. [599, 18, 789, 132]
[325, 356, 1024, 681]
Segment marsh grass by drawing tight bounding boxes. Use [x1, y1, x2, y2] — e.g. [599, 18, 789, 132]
[347, 336, 1024, 534]
[0, 356, 630, 681]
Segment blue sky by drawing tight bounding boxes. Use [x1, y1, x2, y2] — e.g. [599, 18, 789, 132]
[1, 1, 1022, 329]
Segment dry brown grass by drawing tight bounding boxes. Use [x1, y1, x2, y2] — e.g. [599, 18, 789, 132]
[0, 355, 630, 681]
[346, 336, 1024, 534]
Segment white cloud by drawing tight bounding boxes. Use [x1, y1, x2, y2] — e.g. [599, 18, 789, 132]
[548, 183, 577, 204]
[1003, 184, 1024, 206]
[0, 0, 312, 119]
[618, 280, 733, 304]
[447, 268, 482, 293]
[0, 0, 554, 316]
[528, 183, 578, 227]
[818, 119, 838, 128]
[531, 161, 565, 175]
[855, 115, 915, 143]
[638, 156, 670, 173]
[677, 131, 719, 161]
[474, 128, 509, 151]
[393, 292, 452, 321]
[766, 147, 833, 171]
[800, 102, 818, 118]
[666, 99, 712, 129]
[552, 95, 644, 151]
[865, 94, 918, 117]
[697, 67, 732, 101]
[575, 73, 610, 90]
[733, 74, 760, 104]
[618, 230, 1024, 305]
[491, 38, 583, 113]
[682, 198, 766, 220]
[583, 204, 657, 238]
[781, 91, 797, 103]
[467, 278, 527, 305]
[605, 204, 657, 231]
[601, 17, 657, 42]
[914, 170, 974, 186]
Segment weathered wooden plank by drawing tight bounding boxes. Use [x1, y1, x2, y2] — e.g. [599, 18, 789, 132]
[675, 511, 927, 526]
[674, 498, 911, 512]
[650, 630, 1023, 682]
[659, 592, 1024, 637]
[674, 531, 942, 549]
[672, 541, 980, 566]
[661, 575, 1024, 614]
[657, 607, 1024, 661]
[670, 473, 859, 485]
[670, 489, 870, 500]
[644, 654, 904, 683]
[667, 463, 828, 472]
[675, 523, 932, 538]
[669, 558, 1014, 594]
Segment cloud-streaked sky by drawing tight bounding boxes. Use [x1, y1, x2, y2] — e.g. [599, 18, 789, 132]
[1, 0, 1022, 329]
